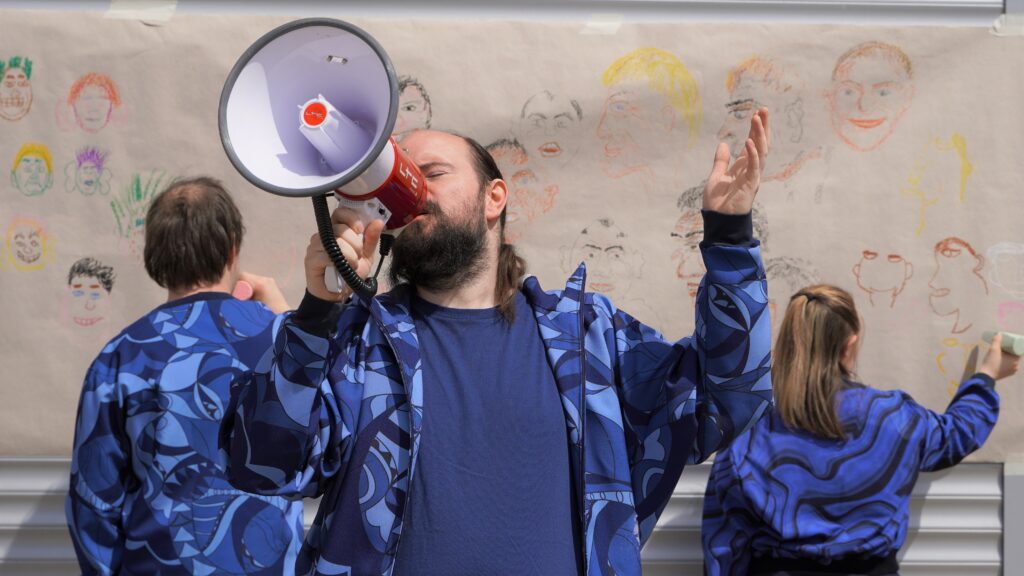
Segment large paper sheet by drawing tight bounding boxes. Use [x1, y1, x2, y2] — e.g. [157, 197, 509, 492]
[0, 11, 1021, 461]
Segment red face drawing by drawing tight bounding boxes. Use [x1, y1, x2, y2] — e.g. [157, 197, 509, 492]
[827, 44, 914, 152]
[596, 82, 676, 182]
[489, 143, 558, 243]
[73, 85, 115, 133]
[852, 250, 913, 307]
[929, 237, 988, 333]
[670, 210, 705, 302]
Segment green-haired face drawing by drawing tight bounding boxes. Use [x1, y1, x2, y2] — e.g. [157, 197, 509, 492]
[111, 171, 166, 257]
[0, 56, 33, 121]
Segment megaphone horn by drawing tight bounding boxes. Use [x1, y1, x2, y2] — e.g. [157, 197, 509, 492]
[219, 18, 428, 299]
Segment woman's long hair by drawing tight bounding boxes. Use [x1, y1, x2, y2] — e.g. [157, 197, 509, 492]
[773, 284, 861, 439]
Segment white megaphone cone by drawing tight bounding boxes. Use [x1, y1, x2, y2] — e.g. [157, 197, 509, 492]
[219, 18, 428, 298]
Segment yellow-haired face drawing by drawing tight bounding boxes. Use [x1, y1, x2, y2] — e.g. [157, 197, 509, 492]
[11, 143, 53, 197]
[6, 216, 53, 271]
[598, 48, 702, 183]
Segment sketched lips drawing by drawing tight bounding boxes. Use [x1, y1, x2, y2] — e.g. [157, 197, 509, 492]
[591, 282, 614, 292]
[604, 144, 622, 159]
[849, 117, 886, 130]
[538, 142, 562, 157]
[74, 316, 102, 327]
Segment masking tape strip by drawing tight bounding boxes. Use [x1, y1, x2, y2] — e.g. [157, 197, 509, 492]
[105, 0, 178, 22]
[581, 13, 624, 35]
[991, 14, 1024, 36]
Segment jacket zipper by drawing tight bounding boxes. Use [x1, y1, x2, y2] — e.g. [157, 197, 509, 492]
[576, 274, 588, 576]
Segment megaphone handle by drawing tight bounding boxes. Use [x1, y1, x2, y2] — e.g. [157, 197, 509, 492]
[312, 194, 378, 300]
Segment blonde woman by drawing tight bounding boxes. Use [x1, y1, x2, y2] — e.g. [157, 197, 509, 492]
[702, 284, 1018, 576]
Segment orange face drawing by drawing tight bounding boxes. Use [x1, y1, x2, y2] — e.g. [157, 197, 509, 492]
[487, 138, 557, 243]
[852, 250, 913, 307]
[827, 42, 914, 152]
[928, 237, 988, 334]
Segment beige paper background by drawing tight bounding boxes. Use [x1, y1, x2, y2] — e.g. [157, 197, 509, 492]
[0, 11, 1021, 460]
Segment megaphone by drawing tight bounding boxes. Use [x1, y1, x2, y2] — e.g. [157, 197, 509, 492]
[219, 18, 428, 299]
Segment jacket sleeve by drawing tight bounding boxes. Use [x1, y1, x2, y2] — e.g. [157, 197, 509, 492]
[65, 356, 128, 575]
[610, 237, 771, 542]
[914, 373, 999, 472]
[219, 296, 353, 499]
[701, 451, 754, 576]
[613, 240, 772, 464]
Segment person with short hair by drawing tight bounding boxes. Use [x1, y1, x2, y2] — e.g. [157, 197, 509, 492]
[702, 283, 1019, 576]
[66, 177, 303, 575]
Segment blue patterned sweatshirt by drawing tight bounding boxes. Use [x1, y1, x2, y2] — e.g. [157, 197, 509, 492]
[702, 375, 999, 575]
[66, 292, 305, 575]
[220, 212, 774, 576]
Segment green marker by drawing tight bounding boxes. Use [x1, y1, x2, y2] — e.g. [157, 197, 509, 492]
[982, 331, 1024, 356]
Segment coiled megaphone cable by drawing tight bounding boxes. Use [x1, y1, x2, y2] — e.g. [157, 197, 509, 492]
[313, 194, 377, 300]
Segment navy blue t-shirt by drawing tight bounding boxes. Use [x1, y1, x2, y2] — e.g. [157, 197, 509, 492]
[393, 291, 580, 575]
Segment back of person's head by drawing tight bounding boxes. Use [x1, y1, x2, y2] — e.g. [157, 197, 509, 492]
[143, 177, 244, 292]
[773, 284, 861, 439]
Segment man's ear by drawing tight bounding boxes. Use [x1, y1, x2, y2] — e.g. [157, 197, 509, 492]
[485, 178, 508, 224]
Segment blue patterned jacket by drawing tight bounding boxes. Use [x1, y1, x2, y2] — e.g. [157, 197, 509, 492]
[66, 293, 305, 575]
[702, 375, 999, 575]
[221, 242, 772, 576]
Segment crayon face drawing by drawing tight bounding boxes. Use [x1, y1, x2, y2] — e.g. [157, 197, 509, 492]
[564, 218, 643, 301]
[61, 73, 122, 133]
[65, 147, 112, 196]
[486, 138, 558, 243]
[986, 242, 1024, 298]
[11, 143, 53, 197]
[719, 56, 820, 183]
[672, 186, 768, 303]
[111, 171, 167, 258]
[826, 42, 914, 152]
[517, 91, 583, 171]
[598, 48, 701, 187]
[0, 56, 33, 121]
[66, 257, 115, 328]
[929, 237, 988, 334]
[394, 75, 432, 139]
[852, 250, 913, 308]
[5, 216, 53, 271]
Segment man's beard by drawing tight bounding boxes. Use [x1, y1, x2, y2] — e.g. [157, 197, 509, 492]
[388, 197, 489, 292]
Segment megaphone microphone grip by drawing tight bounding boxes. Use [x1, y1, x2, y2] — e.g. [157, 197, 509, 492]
[313, 194, 378, 300]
